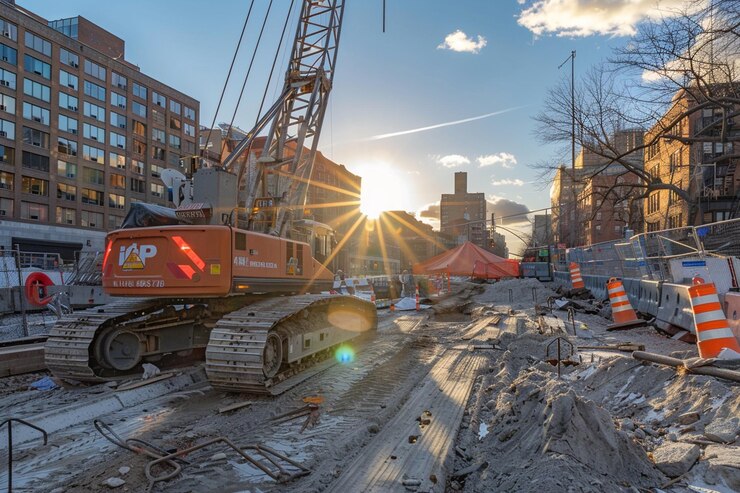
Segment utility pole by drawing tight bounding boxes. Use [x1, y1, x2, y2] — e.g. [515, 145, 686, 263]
[559, 50, 577, 247]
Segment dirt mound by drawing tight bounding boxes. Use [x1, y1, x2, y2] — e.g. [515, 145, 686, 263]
[472, 368, 664, 492]
[473, 278, 556, 309]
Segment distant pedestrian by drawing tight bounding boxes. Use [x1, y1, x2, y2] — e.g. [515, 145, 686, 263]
[400, 269, 414, 298]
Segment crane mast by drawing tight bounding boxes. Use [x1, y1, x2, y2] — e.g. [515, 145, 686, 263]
[222, 0, 345, 238]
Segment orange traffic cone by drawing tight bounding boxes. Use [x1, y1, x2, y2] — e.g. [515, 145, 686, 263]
[390, 303, 395, 312]
[606, 277, 645, 331]
[415, 284, 420, 311]
[569, 262, 585, 290]
[370, 284, 376, 304]
[688, 278, 740, 359]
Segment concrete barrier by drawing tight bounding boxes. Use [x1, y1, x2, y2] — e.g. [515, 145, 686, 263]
[723, 291, 740, 342]
[655, 282, 695, 333]
[622, 278, 641, 311]
[553, 271, 570, 289]
[637, 280, 661, 317]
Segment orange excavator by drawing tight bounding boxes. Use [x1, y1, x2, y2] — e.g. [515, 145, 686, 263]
[44, 0, 376, 393]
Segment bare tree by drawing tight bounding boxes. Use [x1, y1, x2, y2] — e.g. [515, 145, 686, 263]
[535, 0, 740, 230]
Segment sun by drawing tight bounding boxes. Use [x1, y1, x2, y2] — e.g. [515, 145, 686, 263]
[356, 162, 409, 219]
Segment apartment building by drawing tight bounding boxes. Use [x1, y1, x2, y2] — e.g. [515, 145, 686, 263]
[643, 88, 739, 231]
[0, 2, 199, 257]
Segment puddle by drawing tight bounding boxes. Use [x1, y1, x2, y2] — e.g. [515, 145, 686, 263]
[478, 422, 489, 440]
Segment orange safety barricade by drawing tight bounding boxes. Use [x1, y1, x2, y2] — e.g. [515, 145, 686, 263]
[569, 262, 585, 289]
[688, 279, 740, 358]
[606, 277, 644, 330]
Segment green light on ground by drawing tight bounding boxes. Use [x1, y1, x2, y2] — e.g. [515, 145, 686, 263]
[335, 345, 355, 364]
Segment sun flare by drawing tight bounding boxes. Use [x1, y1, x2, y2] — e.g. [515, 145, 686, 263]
[357, 162, 409, 219]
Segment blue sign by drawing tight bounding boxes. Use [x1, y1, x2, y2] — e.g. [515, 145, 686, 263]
[682, 260, 706, 267]
[696, 227, 709, 238]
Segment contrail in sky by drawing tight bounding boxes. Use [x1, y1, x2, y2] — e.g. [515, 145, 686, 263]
[364, 105, 526, 141]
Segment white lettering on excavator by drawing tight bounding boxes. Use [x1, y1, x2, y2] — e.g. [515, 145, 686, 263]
[118, 243, 158, 270]
[233, 256, 277, 269]
[112, 280, 165, 288]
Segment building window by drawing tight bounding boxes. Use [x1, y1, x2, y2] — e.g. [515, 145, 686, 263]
[132, 120, 146, 137]
[669, 182, 682, 205]
[109, 131, 125, 149]
[150, 163, 163, 178]
[110, 174, 125, 189]
[152, 108, 165, 126]
[81, 187, 104, 205]
[59, 69, 78, 90]
[111, 91, 126, 109]
[130, 177, 145, 193]
[109, 152, 126, 170]
[133, 82, 147, 100]
[152, 128, 165, 144]
[21, 126, 48, 148]
[80, 210, 103, 228]
[0, 144, 13, 163]
[57, 160, 76, 178]
[169, 116, 181, 131]
[83, 101, 105, 122]
[133, 140, 146, 156]
[112, 72, 127, 89]
[0, 67, 16, 89]
[50, 17, 79, 38]
[131, 159, 145, 175]
[82, 144, 105, 164]
[151, 146, 165, 161]
[23, 78, 50, 102]
[57, 136, 77, 156]
[108, 193, 125, 209]
[132, 101, 146, 118]
[59, 92, 78, 111]
[21, 176, 48, 196]
[0, 93, 13, 117]
[169, 99, 181, 115]
[58, 114, 78, 135]
[108, 215, 123, 229]
[183, 140, 195, 154]
[168, 152, 180, 167]
[150, 183, 164, 197]
[56, 206, 76, 225]
[83, 80, 105, 101]
[0, 118, 14, 139]
[59, 48, 79, 68]
[82, 167, 104, 185]
[0, 170, 13, 191]
[152, 91, 165, 107]
[0, 19, 17, 41]
[83, 122, 105, 142]
[184, 106, 195, 120]
[0, 43, 18, 65]
[0, 197, 12, 217]
[24, 32, 51, 57]
[110, 111, 126, 129]
[24, 55, 51, 79]
[20, 201, 47, 221]
[22, 151, 49, 171]
[57, 182, 76, 201]
[184, 123, 195, 137]
[169, 134, 181, 150]
[83, 59, 106, 81]
[22, 102, 50, 125]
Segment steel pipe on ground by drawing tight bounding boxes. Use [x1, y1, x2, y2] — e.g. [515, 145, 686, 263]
[632, 351, 740, 383]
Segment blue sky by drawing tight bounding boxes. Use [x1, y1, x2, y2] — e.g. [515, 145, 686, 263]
[21, 0, 686, 247]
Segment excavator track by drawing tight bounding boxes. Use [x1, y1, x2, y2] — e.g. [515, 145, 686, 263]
[44, 298, 162, 382]
[206, 294, 377, 394]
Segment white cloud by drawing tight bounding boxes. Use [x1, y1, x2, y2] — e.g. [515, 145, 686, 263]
[477, 152, 517, 168]
[436, 154, 470, 168]
[437, 30, 487, 54]
[491, 178, 525, 186]
[517, 0, 691, 37]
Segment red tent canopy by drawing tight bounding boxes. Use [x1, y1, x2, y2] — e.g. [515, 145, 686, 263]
[412, 242, 520, 279]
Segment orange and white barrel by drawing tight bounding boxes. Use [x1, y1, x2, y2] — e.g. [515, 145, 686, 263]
[607, 277, 639, 325]
[688, 279, 740, 359]
[569, 262, 585, 289]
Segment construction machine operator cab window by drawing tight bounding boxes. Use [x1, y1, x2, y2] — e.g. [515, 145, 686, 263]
[286, 241, 303, 275]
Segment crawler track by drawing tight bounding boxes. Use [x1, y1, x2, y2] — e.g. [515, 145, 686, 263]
[206, 294, 377, 394]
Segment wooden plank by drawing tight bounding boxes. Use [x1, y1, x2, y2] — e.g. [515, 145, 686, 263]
[218, 400, 253, 414]
[115, 372, 174, 391]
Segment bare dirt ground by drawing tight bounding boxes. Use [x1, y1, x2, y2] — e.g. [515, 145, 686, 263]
[0, 279, 738, 492]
